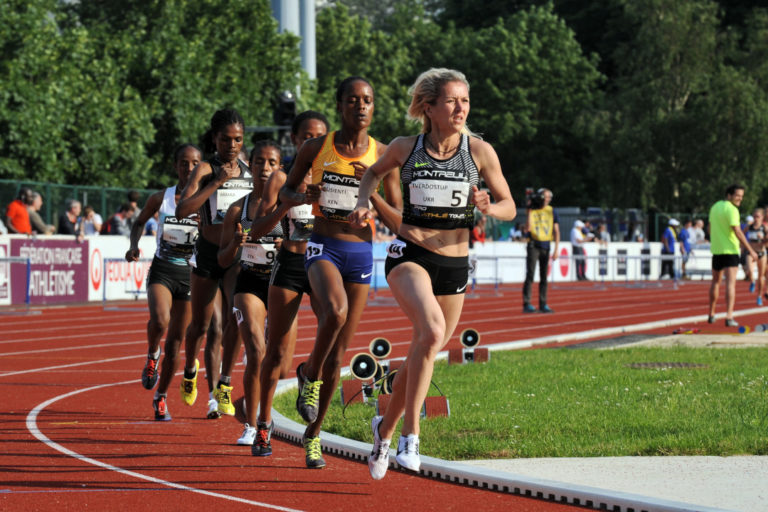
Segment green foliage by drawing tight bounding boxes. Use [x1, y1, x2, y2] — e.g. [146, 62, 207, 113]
[4, 0, 768, 213]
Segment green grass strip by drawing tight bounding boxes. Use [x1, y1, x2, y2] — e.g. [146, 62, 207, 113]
[274, 346, 768, 460]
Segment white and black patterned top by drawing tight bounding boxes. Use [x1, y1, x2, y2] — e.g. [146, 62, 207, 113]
[401, 134, 479, 230]
[239, 194, 283, 275]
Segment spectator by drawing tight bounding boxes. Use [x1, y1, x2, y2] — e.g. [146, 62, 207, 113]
[570, 220, 593, 281]
[660, 218, 679, 279]
[27, 192, 54, 235]
[143, 211, 159, 236]
[103, 203, 134, 235]
[80, 206, 103, 236]
[680, 219, 693, 279]
[57, 199, 82, 237]
[508, 222, 524, 241]
[692, 219, 706, 244]
[471, 215, 487, 246]
[523, 188, 559, 313]
[5, 187, 33, 234]
[708, 183, 756, 327]
[597, 222, 610, 246]
[126, 190, 142, 229]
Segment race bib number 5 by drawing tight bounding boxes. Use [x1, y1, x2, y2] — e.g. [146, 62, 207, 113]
[306, 241, 324, 259]
[387, 239, 406, 259]
[409, 180, 469, 208]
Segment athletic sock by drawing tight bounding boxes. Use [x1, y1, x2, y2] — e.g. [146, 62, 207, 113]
[154, 392, 167, 400]
[149, 348, 161, 360]
[218, 375, 231, 387]
[184, 366, 196, 379]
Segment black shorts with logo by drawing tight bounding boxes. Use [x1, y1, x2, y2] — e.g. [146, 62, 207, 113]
[270, 247, 311, 295]
[147, 256, 191, 301]
[384, 237, 469, 296]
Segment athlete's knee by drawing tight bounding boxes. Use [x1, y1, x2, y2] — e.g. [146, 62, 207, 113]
[318, 302, 348, 331]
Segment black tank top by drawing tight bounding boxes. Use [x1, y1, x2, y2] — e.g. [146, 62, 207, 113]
[198, 155, 252, 226]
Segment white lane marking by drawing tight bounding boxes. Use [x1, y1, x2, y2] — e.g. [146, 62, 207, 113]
[0, 356, 140, 378]
[0, 340, 142, 357]
[0, 330, 145, 345]
[26, 380, 304, 512]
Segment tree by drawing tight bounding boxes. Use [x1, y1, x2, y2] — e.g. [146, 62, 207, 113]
[439, 5, 604, 205]
[66, 0, 302, 188]
[0, 0, 155, 187]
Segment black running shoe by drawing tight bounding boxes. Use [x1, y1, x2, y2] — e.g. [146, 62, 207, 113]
[153, 396, 171, 421]
[142, 356, 159, 390]
[251, 421, 274, 457]
[295, 363, 322, 424]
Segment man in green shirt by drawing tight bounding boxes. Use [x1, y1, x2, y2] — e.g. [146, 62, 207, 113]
[708, 184, 756, 327]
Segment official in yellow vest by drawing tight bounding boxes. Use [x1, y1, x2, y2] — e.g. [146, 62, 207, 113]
[523, 188, 559, 313]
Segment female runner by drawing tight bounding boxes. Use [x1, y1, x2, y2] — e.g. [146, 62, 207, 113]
[217, 140, 286, 443]
[176, 109, 251, 418]
[349, 68, 516, 479]
[126, 143, 201, 420]
[245, 111, 329, 454]
[746, 207, 767, 305]
[280, 77, 402, 468]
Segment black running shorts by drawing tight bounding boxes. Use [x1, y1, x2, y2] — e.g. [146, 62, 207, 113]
[712, 253, 740, 271]
[384, 237, 469, 296]
[270, 247, 311, 295]
[192, 236, 232, 280]
[147, 256, 191, 301]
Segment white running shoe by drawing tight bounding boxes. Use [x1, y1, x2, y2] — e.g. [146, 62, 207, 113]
[207, 398, 221, 419]
[396, 433, 421, 472]
[368, 416, 391, 480]
[237, 423, 257, 445]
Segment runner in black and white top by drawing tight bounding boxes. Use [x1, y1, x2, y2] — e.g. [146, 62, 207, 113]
[349, 68, 516, 479]
[175, 109, 252, 418]
[746, 207, 767, 305]
[125, 143, 202, 421]
[217, 140, 285, 445]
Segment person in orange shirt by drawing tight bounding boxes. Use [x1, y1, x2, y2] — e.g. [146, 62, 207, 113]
[5, 188, 32, 234]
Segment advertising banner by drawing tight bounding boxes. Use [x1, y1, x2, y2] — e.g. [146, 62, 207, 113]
[10, 238, 89, 305]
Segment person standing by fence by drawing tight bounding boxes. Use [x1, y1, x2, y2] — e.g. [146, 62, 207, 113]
[523, 188, 559, 313]
[708, 184, 756, 327]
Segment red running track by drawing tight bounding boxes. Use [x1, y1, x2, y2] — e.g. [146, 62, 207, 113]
[0, 279, 761, 511]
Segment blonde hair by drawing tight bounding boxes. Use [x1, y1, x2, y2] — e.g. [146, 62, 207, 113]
[407, 68, 478, 137]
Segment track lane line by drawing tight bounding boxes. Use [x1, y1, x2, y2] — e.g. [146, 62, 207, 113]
[26, 379, 304, 512]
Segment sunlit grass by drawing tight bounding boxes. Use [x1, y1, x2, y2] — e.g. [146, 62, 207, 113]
[274, 346, 768, 460]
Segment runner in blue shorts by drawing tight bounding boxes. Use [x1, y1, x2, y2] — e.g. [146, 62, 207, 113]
[279, 77, 402, 468]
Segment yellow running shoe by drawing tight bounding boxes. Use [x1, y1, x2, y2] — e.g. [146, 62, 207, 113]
[215, 383, 235, 416]
[180, 359, 199, 406]
[304, 435, 325, 469]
